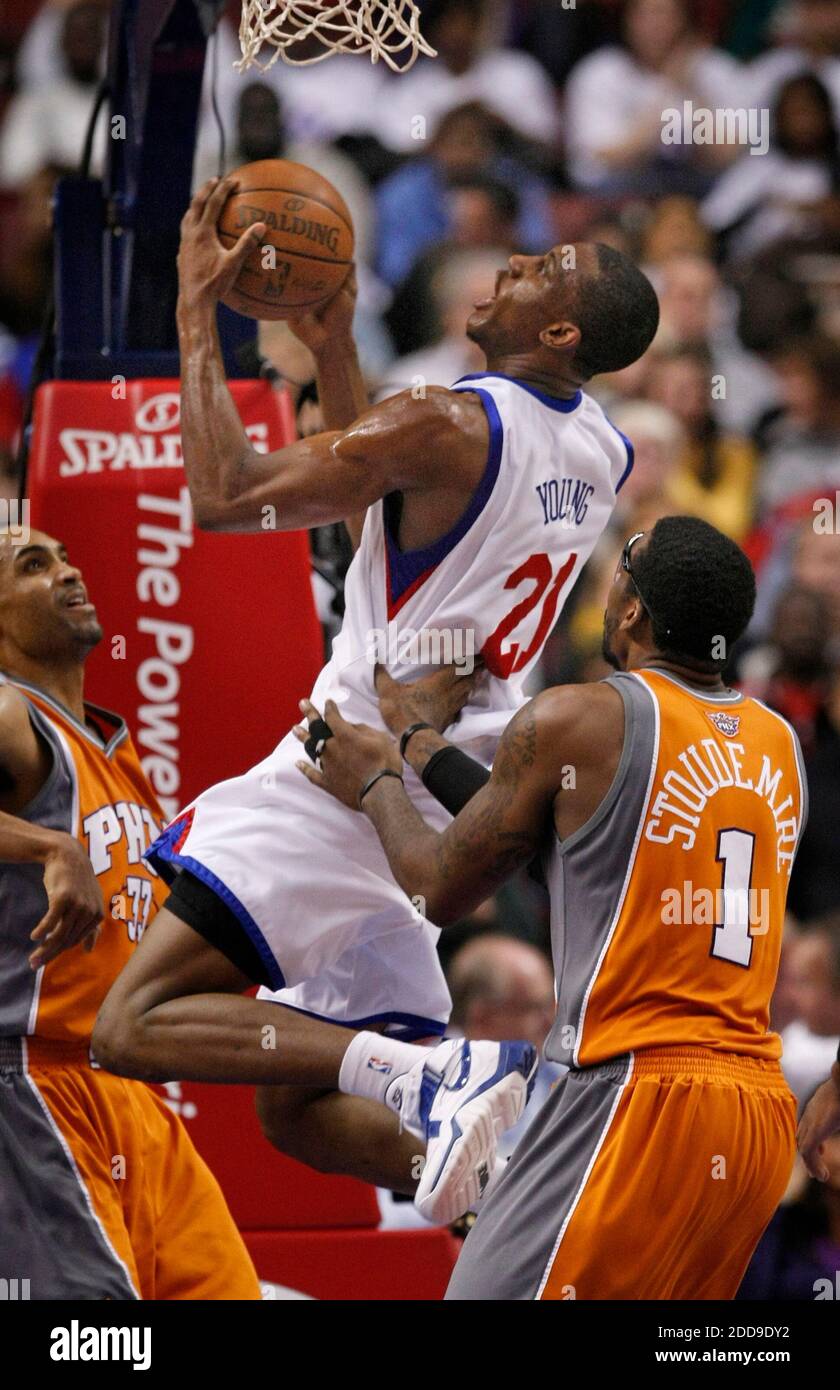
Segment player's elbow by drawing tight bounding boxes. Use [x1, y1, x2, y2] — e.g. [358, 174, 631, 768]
[92, 991, 160, 1081]
[415, 882, 462, 929]
[191, 495, 228, 532]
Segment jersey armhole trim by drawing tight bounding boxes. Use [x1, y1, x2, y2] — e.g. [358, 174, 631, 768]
[607, 419, 634, 494]
[384, 385, 504, 618]
[555, 677, 634, 856]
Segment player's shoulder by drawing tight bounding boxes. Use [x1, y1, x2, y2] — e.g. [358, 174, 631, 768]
[0, 680, 33, 730]
[535, 679, 622, 728]
[362, 384, 490, 453]
[514, 681, 623, 753]
[0, 681, 41, 768]
[742, 693, 802, 754]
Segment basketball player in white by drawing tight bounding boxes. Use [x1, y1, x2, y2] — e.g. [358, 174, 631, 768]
[94, 175, 659, 1222]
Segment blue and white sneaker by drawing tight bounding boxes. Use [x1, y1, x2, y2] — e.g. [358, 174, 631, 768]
[397, 1038, 537, 1226]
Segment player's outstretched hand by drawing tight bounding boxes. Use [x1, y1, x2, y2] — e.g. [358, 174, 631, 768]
[29, 834, 105, 969]
[374, 660, 482, 740]
[798, 1064, 840, 1181]
[286, 265, 358, 355]
[294, 697, 402, 811]
[177, 176, 266, 313]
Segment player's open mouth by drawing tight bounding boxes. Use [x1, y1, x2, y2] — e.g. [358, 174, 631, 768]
[473, 296, 495, 310]
[64, 592, 91, 610]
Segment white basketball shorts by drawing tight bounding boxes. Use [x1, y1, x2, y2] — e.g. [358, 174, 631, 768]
[146, 728, 453, 1040]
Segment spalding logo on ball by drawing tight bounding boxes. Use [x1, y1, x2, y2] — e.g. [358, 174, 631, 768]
[217, 158, 354, 320]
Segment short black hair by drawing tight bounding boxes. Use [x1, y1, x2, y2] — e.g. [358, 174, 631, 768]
[572, 243, 659, 379]
[629, 516, 756, 671]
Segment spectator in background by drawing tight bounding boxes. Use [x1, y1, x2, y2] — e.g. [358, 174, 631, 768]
[374, 103, 552, 289]
[563, 403, 683, 662]
[780, 922, 840, 1102]
[640, 194, 714, 263]
[0, 1, 107, 187]
[12, 0, 107, 91]
[375, 248, 498, 398]
[198, 15, 388, 151]
[736, 1127, 840, 1299]
[760, 335, 840, 512]
[0, 163, 69, 471]
[740, 585, 835, 756]
[511, 0, 621, 88]
[194, 81, 378, 273]
[703, 74, 840, 263]
[653, 252, 785, 435]
[384, 175, 520, 356]
[446, 933, 563, 1158]
[603, 399, 685, 525]
[646, 344, 757, 539]
[563, 0, 740, 194]
[378, 0, 560, 153]
[747, 0, 840, 125]
[788, 670, 840, 921]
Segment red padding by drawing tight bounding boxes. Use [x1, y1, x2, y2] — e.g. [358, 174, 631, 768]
[245, 1227, 461, 1301]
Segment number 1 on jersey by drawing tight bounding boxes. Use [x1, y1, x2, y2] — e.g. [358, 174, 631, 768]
[711, 828, 756, 969]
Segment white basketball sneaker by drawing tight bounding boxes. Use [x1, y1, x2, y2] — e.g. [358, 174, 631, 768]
[391, 1038, 537, 1225]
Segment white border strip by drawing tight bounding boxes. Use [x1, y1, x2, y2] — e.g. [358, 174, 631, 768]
[535, 1051, 635, 1300]
[23, 1057, 140, 1298]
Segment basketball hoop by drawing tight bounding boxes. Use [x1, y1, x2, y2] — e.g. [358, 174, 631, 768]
[237, 1, 436, 74]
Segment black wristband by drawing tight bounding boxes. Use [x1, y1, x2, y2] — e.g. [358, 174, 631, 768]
[399, 722, 435, 759]
[422, 744, 491, 816]
[358, 767, 404, 809]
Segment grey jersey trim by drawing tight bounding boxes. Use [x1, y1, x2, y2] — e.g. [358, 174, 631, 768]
[533, 1050, 635, 1300]
[0, 673, 128, 758]
[753, 697, 810, 843]
[555, 676, 634, 856]
[642, 668, 744, 704]
[572, 674, 661, 1066]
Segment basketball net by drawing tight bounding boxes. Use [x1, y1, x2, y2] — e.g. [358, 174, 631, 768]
[237, 1, 436, 73]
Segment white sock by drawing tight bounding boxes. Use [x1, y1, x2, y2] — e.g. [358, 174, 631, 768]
[338, 1031, 427, 1111]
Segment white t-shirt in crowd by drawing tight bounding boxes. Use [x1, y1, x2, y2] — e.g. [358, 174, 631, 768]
[702, 149, 835, 260]
[376, 49, 560, 152]
[564, 45, 742, 188]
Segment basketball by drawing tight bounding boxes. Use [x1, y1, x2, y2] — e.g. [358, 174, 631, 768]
[217, 158, 355, 320]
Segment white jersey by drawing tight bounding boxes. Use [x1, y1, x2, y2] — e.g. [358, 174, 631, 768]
[311, 373, 633, 754]
[147, 371, 633, 1037]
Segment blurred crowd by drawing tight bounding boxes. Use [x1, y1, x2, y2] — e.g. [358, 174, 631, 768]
[1, 0, 840, 1293]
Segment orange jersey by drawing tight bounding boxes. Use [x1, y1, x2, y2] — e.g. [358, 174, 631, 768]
[544, 668, 807, 1067]
[0, 675, 168, 1043]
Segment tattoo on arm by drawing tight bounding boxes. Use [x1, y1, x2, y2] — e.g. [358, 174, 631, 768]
[364, 701, 547, 922]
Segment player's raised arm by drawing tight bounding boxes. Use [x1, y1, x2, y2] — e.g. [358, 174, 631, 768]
[296, 689, 570, 925]
[176, 177, 489, 533]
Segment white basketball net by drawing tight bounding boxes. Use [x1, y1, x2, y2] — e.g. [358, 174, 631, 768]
[237, 1, 436, 73]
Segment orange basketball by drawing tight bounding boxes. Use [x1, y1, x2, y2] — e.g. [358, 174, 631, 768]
[217, 158, 354, 320]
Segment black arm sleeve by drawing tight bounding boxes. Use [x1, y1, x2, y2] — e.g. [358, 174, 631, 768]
[421, 745, 491, 816]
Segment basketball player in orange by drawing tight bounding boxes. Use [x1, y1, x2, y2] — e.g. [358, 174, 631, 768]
[297, 515, 806, 1299]
[0, 528, 260, 1299]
